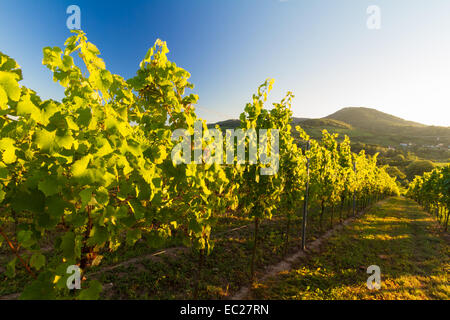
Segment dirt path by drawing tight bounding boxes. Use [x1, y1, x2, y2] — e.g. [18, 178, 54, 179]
[231, 199, 388, 300]
[244, 197, 449, 300]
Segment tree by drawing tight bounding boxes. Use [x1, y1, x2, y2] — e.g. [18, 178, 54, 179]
[405, 160, 436, 181]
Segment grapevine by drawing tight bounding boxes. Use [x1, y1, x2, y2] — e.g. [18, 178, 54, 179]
[0, 31, 400, 299]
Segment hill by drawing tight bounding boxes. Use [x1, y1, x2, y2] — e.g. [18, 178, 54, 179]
[208, 118, 351, 130]
[207, 107, 450, 162]
[325, 107, 450, 140]
[325, 107, 426, 129]
[324, 107, 450, 153]
[207, 119, 241, 130]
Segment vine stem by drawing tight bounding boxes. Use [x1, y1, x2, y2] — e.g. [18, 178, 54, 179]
[250, 217, 259, 280]
[0, 226, 36, 279]
[80, 205, 93, 270]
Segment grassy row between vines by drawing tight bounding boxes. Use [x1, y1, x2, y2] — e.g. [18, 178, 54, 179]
[248, 197, 449, 300]
[1, 199, 365, 299]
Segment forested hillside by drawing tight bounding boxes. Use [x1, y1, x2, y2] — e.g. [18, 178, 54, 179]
[210, 107, 450, 186]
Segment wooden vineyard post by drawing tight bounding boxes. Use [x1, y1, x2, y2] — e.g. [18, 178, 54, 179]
[353, 160, 357, 217]
[301, 141, 310, 251]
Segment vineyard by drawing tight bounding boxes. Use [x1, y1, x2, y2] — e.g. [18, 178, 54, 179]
[407, 165, 450, 231]
[0, 31, 401, 299]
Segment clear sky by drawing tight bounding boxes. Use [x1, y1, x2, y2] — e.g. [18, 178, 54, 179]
[1, 0, 450, 126]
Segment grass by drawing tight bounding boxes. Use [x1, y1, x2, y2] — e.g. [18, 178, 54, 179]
[1, 197, 447, 300]
[89, 204, 342, 300]
[0, 200, 357, 299]
[248, 197, 449, 300]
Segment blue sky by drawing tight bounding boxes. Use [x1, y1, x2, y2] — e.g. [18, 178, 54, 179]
[1, 0, 450, 126]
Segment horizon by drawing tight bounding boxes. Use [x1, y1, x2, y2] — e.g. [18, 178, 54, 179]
[1, 0, 450, 126]
[208, 106, 450, 128]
